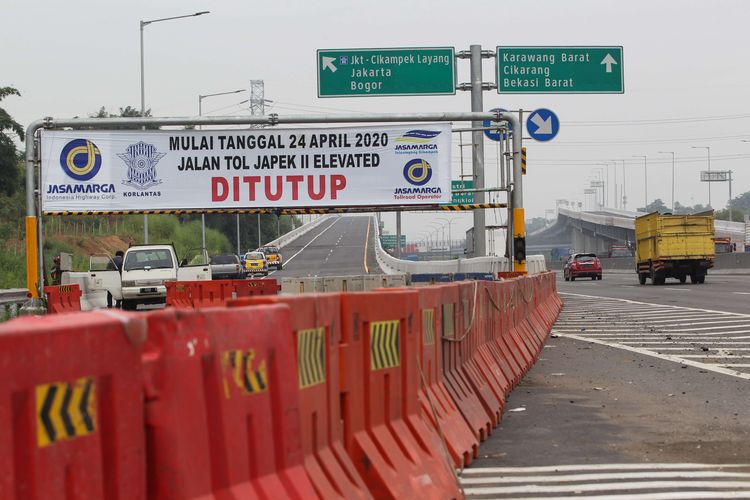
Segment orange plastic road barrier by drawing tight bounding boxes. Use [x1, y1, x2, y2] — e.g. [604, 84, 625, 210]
[228, 294, 371, 500]
[439, 284, 493, 442]
[43, 284, 82, 314]
[339, 290, 460, 499]
[0, 311, 147, 499]
[142, 305, 316, 499]
[229, 279, 279, 298]
[415, 285, 479, 468]
[454, 282, 505, 428]
[498, 271, 526, 279]
[166, 279, 277, 308]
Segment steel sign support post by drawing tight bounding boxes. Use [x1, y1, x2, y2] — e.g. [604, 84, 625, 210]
[237, 213, 241, 256]
[469, 45, 487, 258]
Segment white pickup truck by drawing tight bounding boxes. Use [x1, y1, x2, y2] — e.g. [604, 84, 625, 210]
[63, 244, 212, 310]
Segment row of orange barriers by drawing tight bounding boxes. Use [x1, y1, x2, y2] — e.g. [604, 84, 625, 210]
[165, 278, 279, 307]
[1, 272, 561, 499]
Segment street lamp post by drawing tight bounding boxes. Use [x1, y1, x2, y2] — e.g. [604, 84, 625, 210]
[435, 216, 455, 258]
[658, 151, 675, 212]
[197, 89, 245, 252]
[632, 155, 647, 210]
[139, 10, 210, 244]
[691, 146, 711, 208]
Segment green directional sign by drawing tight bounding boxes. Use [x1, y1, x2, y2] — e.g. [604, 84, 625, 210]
[317, 47, 456, 97]
[380, 234, 406, 250]
[451, 180, 474, 204]
[497, 46, 624, 94]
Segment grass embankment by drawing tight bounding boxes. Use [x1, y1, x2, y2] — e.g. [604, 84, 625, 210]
[0, 214, 232, 289]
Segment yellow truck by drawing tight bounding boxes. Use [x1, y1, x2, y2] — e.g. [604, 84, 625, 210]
[635, 212, 715, 285]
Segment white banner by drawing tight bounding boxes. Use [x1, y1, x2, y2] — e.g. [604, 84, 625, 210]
[40, 124, 452, 213]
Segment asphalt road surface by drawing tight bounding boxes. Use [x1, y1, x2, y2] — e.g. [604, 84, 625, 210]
[268, 215, 380, 279]
[462, 270, 750, 498]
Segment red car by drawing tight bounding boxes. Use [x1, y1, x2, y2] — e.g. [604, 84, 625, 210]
[564, 253, 602, 281]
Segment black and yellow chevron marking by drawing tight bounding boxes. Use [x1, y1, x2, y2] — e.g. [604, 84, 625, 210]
[370, 320, 400, 371]
[36, 377, 96, 448]
[441, 303, 455, 339]
[297, 327, 326, 389]
[440, 203, 506, 212]
[521, 146, 527, 175]
[422, 309, 435, 345]
[58, 285, 73, 293]
[221, 349, 268, 398]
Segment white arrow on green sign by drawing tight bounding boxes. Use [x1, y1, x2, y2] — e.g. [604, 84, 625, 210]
[497, 46, 624, 94]
[317, 47, 456, 97]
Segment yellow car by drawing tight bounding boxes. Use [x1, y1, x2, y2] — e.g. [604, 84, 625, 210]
[259, 246, 283, 270]
[243, 251, 268, 276]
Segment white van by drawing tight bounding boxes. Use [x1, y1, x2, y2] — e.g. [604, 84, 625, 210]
[65, 244, 211, 310]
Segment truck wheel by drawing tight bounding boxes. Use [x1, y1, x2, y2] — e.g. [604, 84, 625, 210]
[639, 274, 647, 285]
[121, 300, 136, 311]
[653, 271, 665, 285]
[564, 275, 570, 282]
[570, 276, 575, 281]
[278, 264, 283, 270]
[597, 275, 602, 280]
[679, 275, 687, 284]
[690, 273, 698, 284]
[698, 275, 705, 284]
[591, 276, 596, 281]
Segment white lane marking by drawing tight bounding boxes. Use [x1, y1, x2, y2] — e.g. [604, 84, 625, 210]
[465, 481, 750, 496]
[719, 364, 750, 367]
[461, 463, 750, 474]
[560, 292, 750, 318]
[267, 217, 341, 277]
[461, 470, 750, 484]
[556, 332, 750, 381]
[734, 292, 750, 295]
[665, 288, 691, 292]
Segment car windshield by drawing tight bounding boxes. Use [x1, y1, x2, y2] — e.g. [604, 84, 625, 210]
[575, 255, 596, 262]
[211, 255, 238, 265]
[245, 252, 264, 260]
[123, 249, 173, 271]
[261, 247, 279, 254]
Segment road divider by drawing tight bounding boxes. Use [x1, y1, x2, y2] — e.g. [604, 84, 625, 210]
[0, 271, 561, 498]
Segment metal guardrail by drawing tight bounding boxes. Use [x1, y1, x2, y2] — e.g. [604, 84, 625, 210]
[0, 288, 30, 320]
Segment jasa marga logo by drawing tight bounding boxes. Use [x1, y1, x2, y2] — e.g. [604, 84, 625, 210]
[46, 139, 116, 197]
[394, 129, 441, 154]
[393, 158, 442, 201]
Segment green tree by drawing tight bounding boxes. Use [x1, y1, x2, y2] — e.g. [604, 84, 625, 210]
[715, 207, 745, 222]
[87, 106, 158, 130]
[0, 86, 23, 196]
[637, 198, 668, 213]
[525, 217, 548, 233]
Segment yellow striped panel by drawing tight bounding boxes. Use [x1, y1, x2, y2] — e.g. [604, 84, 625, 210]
[298, 327, 326, 389]
[36, 377, 96, 448]
[370, 320, 400, 370]
[422, 309, 435, 345]
[221, 349, 268, 398]
[442, 303, 455, 339]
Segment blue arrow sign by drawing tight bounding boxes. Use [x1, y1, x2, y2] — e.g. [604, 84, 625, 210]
[483, 108, 512, 141]
[526, 108, 560, 142]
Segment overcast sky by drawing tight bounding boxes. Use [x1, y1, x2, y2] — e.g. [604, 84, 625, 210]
[3, 0, 749, 249]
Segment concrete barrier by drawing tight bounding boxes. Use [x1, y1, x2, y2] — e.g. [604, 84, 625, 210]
[373, 215, 547, 276]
